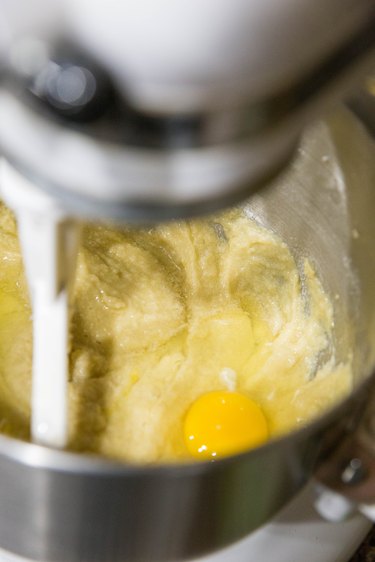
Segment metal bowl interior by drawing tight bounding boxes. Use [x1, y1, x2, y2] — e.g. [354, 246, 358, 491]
[248, 106, 375, 385]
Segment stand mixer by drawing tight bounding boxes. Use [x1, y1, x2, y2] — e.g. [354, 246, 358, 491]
[0, 2, 375, 561]
[0, 0, 374, 450]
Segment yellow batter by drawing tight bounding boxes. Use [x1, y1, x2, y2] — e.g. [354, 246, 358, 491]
[0, 203, 351, 463]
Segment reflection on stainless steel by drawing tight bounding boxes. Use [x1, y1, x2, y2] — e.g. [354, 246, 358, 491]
[348, 74, 375, 138]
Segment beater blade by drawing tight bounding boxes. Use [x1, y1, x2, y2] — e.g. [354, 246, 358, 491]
[0, 160, 79, 448]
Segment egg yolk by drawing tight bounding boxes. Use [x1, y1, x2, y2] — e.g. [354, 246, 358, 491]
[183, 391, 268, 460]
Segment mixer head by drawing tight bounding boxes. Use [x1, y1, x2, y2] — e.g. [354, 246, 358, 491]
[0, 0, 375, 222]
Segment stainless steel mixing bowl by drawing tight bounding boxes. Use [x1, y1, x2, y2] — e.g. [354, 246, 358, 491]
[1, 106, 375, 562]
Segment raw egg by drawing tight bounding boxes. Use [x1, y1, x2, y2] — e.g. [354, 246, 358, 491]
[184, 391, 268, 460]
